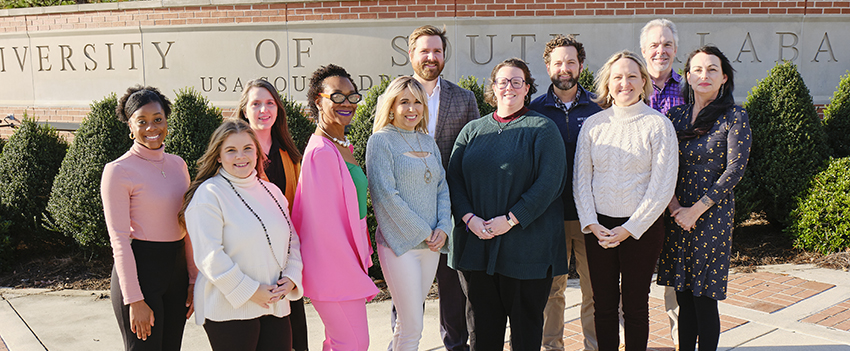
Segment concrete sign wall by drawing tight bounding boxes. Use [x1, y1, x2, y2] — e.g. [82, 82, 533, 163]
[0, 16, 847, 108]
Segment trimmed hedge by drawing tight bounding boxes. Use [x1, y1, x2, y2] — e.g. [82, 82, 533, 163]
[44, 94, 131, 249]
[282, 94, 315, 154]
[458, 76, 495, 117]
[787, 157, 850, 254]
[823, 71, 850, 158]
[737, 61, 831, 226]
[0, 118, 68, 250]
[348, 77, 391, 279]
[579, 67, 595, 93]
[164, 88, 223, 179]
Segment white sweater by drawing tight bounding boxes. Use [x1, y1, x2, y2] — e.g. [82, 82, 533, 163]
[573, 101, 678, 239]
[185, 168, 303, 324]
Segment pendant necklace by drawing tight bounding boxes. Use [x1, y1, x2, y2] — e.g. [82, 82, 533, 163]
[395, 127, 433, 184]
[497, 118, 517, 135]
[137, 155, 166, 178]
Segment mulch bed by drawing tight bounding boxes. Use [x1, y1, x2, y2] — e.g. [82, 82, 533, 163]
[1, 215, 847, 299]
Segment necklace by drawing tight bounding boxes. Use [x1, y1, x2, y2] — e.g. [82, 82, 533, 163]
[318, 125, 351, 147]
[223, 176, 294, 283]
[136, 155, 166, 178]
[395, 127, 433, 184]
[497, 117, 518, 135]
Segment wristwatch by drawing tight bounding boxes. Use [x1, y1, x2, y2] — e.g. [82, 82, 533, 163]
[506, 215, 516, 227]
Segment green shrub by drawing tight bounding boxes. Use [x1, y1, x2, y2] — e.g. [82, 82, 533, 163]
[458, 75, 495, 117]
[787, 157, 850, 254]
[349, 77, 391, 279]
[0, 213, 14, 270]
[282, 94, 315, 154]
[164, 88, 223, 179]
[0, 138, 6, 152]
[823, 71, 850, 157]
[0, 118, 68, 242]
[737, 61, 831, 226]
[43, 94, 132, 249]
[579, 67, 595, 93]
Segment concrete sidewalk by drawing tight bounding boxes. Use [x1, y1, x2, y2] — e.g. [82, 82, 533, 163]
[1, 263, 848, 350]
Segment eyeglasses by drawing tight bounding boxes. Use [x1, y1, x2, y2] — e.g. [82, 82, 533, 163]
[493, 77, 526, 90]
[320, 92, 363, 104]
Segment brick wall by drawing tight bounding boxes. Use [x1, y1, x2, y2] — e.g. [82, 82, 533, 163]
[0, 0, 847, 136]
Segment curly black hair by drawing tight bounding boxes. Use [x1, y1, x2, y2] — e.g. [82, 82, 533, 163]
[306, 64, 358, 119]
[116, 85, 172, 122]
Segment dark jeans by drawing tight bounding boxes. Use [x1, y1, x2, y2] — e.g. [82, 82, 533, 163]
[676, 291, 720, 351]
[585, 214, 664, 351]
[462, 270, 552, 351]
[204, 315, 292, 351]
[290, 298, 308, 351]
[111, 239, 189, 351]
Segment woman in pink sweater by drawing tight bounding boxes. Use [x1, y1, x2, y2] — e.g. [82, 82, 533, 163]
[102, 86, 198, 351]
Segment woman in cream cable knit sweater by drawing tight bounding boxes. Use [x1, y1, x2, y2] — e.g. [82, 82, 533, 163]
[181, 119, 303, 350]
[573, 51, 678, 351]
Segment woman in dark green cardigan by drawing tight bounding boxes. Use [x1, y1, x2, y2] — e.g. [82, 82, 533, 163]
[447, 58, 568, 351]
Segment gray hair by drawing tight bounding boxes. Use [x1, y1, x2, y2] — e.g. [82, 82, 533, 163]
[639, 19, 679, 49]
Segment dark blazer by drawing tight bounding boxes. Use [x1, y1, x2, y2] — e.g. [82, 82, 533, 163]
[432, 78, 480, 169]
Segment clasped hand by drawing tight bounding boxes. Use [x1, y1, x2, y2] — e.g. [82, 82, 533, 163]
[249, 277, 295, 309]
[587, 224, 631, 249]
[670, 206, 700, 231]
[468, 215, 513, 240]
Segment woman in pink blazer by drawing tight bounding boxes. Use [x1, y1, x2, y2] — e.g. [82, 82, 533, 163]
[293, 64, 379, 351]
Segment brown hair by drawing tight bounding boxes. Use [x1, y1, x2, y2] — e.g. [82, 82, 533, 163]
[484, 58, 538, 107]
[408, 25, 448, 52]
[543, 34, 586, 66]
[235, 79, 301, 163]
[179, 119, 266, 228]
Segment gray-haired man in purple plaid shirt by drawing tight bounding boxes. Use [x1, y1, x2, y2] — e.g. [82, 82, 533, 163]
[641, 19, 686, 115]
[640, 18, 684, 350]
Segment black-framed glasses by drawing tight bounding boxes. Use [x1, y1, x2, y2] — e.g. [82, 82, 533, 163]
[320, 92, 362, 104]
[493, 77, 526, 89]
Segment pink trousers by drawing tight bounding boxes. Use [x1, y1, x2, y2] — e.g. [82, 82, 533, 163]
[311, 299, 370, 351]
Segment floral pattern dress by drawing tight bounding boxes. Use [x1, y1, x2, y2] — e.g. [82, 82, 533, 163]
[657, 104, 752, 300]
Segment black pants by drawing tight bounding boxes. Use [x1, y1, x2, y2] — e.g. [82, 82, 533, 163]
[290, 298, 308, 351]
[584, 214, 664, 351]
[111, 239, 189, 351]
[204, 315, 292, 351]
[462, 270, 552, 351]
[676, 291, 720, 351]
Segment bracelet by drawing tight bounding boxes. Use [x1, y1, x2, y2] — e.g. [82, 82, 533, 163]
[465, 215, 475, 232]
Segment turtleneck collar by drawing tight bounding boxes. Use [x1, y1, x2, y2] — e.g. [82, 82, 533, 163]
[130, 141, 165, 162]
[387, 124, 417, 134]
[493, 106, 529, 122]
[610, 100, 652, 124]
[219, 167, 259, 187]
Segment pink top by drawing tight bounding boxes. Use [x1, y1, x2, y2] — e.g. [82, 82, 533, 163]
[292, 135, 378, 302]
[102, 142, 198, 305]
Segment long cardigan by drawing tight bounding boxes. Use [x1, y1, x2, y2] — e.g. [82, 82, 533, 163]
[292, 135, 379, 302]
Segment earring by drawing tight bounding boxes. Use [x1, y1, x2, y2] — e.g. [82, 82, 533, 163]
[689, 88, 695, 104]
[129, 132, 134, 140]
[718, 85, 724, 98]
[389, 112, 394, 120]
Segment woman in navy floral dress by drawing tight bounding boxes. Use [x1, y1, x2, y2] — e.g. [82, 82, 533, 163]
[657, 46, 751, 351]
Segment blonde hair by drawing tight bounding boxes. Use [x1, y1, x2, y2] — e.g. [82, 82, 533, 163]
[373, 76, 430, 134]
[179, 119, 266, 228]
[592, 51, 653, 109]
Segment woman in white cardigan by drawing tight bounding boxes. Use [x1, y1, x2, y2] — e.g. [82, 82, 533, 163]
[573, 50, 678, 351]
[181, 119, 303, 350]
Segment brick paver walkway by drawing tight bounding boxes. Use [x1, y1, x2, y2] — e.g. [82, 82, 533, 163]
[800, 298, 850, 332]
[725, 271, 835, 313]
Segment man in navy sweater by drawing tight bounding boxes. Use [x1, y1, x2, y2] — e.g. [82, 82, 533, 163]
[529, 34, 602, 351]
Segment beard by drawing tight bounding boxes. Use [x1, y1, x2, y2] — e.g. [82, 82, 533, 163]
[413, 59, 444, 81]
[551, 71, 578, 91]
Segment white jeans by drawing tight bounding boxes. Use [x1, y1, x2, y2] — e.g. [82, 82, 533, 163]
[378, 244, 441, 351]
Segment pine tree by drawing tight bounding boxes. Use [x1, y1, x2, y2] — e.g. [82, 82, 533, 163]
[737, 61, 831, 226]
[44, 95, 131, 248]
[823, 71, 850, 157]
[164, 88, 223, 179]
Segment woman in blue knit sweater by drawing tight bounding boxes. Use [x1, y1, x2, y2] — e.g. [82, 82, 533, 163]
[366, 76, 452, 351]
[447, 58, 568, 350]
